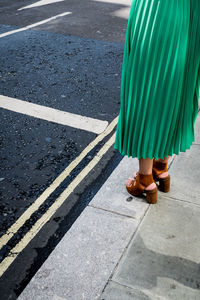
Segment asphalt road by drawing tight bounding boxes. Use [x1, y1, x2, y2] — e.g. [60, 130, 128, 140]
[0, 1, 131, 299]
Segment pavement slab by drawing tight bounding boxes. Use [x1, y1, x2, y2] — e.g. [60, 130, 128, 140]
[90, 156, 149, 220]
[90, 155, 176, 221]
[100, 281, 151, 300]
[194, 113, 200, 143]
[112, 197, 200, 300]
[18, 205, 139, 300]
[164, 145, 200, 205]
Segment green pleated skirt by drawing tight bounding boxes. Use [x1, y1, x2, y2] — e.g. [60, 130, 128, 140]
[114, 0, 200, 160]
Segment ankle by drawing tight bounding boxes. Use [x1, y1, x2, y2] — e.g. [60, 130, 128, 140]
[138, 173, 154, 187]
[137, 173, 156, 190]
[139, 157, 153, 175]
[139, 171, 152, 175]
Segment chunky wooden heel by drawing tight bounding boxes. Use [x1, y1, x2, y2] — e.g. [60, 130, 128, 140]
[158, 175, 170, 192]
[126, 173, 158, 204]
[152, 159, 170, 193]
[145, 188, 158, 204]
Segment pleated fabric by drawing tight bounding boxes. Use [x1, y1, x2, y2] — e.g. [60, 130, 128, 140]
[114, 0, 200, 160]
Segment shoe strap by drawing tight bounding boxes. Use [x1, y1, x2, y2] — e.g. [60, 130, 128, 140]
[153, 160, 168, 176]
[138, 173, 155, 188]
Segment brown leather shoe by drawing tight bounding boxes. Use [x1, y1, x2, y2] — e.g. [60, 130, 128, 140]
[126, 173, 158, 204]
[152, 159, 170, 193]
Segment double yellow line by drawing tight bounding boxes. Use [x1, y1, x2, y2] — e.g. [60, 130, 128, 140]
[0, 117, 118, 277]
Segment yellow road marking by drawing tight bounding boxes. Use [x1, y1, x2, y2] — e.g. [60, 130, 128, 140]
[0, 132, 116, 277]
[0, 117, 118, 250]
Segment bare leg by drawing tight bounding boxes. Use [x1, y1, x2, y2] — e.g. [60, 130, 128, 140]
[127, 158, 156, 191]
[139, 158, 156, 190]
[139, 157, 153, 174]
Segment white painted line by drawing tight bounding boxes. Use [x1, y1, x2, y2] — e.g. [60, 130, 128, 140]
[94, 0, 131, 5]
[18, 0, 65, 11]
[0, 117, 118, 251]
[0, 95, 108, 134]
[0, 12, 71, 38]
[0, 133, 116, 277]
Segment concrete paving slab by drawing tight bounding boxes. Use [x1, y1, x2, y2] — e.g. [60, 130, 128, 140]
[112, 197, 200, 300]
[100, 280, 151, 300]
[52, 296, 68, 300]
[90, 156, 149, 220]
[90, 156, 175, 220]
[166, 145, 200, 205]
[194, 113, 200, 144]
[18, 206, 138, 300]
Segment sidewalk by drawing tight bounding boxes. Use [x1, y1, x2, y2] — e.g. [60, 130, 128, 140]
[18, 113, 200, 300]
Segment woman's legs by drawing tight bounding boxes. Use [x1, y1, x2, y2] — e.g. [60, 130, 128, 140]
[139, 158, 156, 190]
[127, 155, 170, 190]
[139, 157, 153, 174]
[126, 157, 156, 190]
[126, 155, 171, 202]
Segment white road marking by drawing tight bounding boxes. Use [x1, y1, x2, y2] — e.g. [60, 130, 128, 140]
[0, 95, 108, 134]
[0, 12, 71, 38]
[18, 0, 65, 11]
[94, 0, 130, 5]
